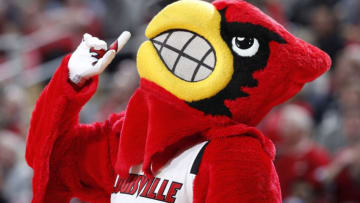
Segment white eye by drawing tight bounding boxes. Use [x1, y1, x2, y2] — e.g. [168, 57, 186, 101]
[231, 37, 259, 57]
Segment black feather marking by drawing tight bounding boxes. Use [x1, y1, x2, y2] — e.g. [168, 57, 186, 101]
[187, 8, 286, 117]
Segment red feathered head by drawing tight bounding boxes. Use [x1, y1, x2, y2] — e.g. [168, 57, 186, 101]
[136, 0, 331, 126]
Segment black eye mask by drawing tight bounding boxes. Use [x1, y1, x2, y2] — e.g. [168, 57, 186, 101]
[187, 9, 286, 118]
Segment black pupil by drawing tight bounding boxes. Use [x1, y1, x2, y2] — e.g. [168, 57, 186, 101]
[235, 37, 254, 49]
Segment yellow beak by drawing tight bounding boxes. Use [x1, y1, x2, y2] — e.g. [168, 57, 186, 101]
[137, 0, 234, 102]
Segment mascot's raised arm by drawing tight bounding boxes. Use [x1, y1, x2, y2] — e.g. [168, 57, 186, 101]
[26, 0, 331, 202]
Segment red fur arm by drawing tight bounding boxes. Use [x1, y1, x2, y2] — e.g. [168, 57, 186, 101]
[193, 136, 282, 203]
[46, 114, 123, 203]
[25, 55, 121, 202]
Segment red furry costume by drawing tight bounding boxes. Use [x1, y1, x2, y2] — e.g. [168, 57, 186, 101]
[26, 0, 331, 202]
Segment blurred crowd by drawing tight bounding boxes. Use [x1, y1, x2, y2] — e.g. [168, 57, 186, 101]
[0, 0, 359, 202]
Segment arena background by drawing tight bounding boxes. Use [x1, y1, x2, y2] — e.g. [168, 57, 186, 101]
[0, 0, 359, 202]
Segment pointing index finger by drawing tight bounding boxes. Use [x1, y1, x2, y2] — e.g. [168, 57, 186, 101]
[109, 31, 131, 54]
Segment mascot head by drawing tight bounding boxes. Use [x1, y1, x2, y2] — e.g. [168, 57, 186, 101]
[116, 0, 331, 177]
[136, 0, 331, 126]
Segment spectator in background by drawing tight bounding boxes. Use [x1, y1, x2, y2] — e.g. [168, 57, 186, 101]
[331, 109, 360, 202]
[310, 4, 345, 66]
[317, 108, 360, 202]
[318, 83, 360, 202]
[270, 104, 330, 203]
[0, 130, 32, 203]
[317, 45, 360, 153]
[335, 0, 360, 44]
[0, 85, 26, 135]
[334, 45, 360, 89]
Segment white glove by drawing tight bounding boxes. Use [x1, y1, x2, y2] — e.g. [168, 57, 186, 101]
[68, 31, 131, 86]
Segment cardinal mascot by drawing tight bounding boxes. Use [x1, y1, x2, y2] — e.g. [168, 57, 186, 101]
[26, 0, 331, 202]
